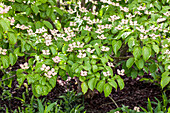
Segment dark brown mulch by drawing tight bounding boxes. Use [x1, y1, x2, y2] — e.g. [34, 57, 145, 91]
[85, 77, 167, 113]
[1, 75, 168, 113]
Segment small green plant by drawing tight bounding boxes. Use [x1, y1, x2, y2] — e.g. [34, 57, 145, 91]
[58, 91, 85, 113]
[140, 93, 170, 113]
[7, 90, 85, 113]
[108, 93, 170, 113]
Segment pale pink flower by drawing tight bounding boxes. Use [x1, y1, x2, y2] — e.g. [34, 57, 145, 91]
[81, 70, 87, 76]
[52, 56, 61, 63]
[101, 46, 110, 51]
[42, 50, 50, 55]
[117, 69, 125, 76]
[20, 62, 29, 69]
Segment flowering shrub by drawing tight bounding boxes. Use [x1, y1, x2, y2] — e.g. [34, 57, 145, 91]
[0, 0, 169, 97]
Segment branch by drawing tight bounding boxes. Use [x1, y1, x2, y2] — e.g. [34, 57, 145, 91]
[110, 55, 157, 60]
[0, 75, 16, 82]
[108, 96, 119, 108]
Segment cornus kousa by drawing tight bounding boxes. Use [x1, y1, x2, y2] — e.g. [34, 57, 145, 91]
[1, 0, 170, 98]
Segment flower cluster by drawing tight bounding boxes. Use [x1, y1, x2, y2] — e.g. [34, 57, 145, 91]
[67, 41, 84, 52]
[42, 33, 53, 46]
[77, 50, 86, 58]
[40, 64, 57, 78]
[15, 24, 31, 30]
[0, 4, 12, 14]
[0, 47, 7, 55]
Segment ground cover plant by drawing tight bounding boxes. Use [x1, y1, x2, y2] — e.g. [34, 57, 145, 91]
[0, 0, 170, 112]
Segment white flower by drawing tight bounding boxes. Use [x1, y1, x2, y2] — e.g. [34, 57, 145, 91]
[137, 6, 146, 10]
[157, 18, 166, 23]
[52, 56, 61, 63]
[134, 106, 140, 112]
[101, 46, 110, 51]
[81, 70, 87, 76]
[168, 65, 170, 70]
[0, 47, 7, 55]
[97, 34, 106, 39]
[77, 52, 86, 58]
[115, 25, 123, 30]
[103, 71, 111, 77]
[117, 69, 125, 76]
[87, 48, 95, 53]
[107, 62, 114, 67]
[92, 55, 98, 59]
[40, 64, 46, 71]
[45, 66, 50, 72]
[42, 50, 50, 55]
[20, 62, 29, 69]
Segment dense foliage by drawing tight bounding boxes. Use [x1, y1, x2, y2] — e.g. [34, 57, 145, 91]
[0, 0, 169, 99]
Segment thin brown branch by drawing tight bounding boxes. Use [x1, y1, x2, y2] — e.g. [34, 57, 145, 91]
[0, 75, 16, 82]
[108, 96, 119, 108]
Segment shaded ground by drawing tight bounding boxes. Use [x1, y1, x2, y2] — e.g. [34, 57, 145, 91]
[1, 75, 169, 113]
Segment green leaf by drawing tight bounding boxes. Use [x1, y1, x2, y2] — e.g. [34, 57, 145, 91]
[153, 1, 161, 10]
[31, 5, 39, 15]
[131, 69, 138, 79]
[149, 63, 157, 73]
[50, 46, 57, 55]
[133, 46, 142, 60]
[147, 98, 153, 113]
[108, 80, 117, 90]
[49, 77, 56, 88]
[43, 21, 53, 29]
[88, 78, 97, 90]
[142, 46, 151, 61]
[152, 44, 159, 54]
[161, 75, 170, 89]
[54, 7, 64, 16]
[35, 85, 43, 95]
[112, 40, 122, 55]
[135, 58, 144, 70]
[117, 76, 124, 90]
[44, 102, 56, 113]
[26, 7, 32, 16]
[104, 83, 112, 97]
[37, 99, 44, 113]
[1, 56, 9, 69]
[0, 18, 10, 31]
[8, 32, 17, 45]
[38, 0, 47, 3]
[81, 82, 88, 94]
[126, 57, 134, 68]
[92, 65, 98, 73]
[17, 74, 26, 87]
[9, 53, 17, 66]
[94, 44, 101, 56]
[96, 80, 105, 93]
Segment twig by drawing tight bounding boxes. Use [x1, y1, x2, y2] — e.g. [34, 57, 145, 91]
[0, 75, 16, 82]
[108, 96, 119, 108]
[110, 55, 157, 60]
